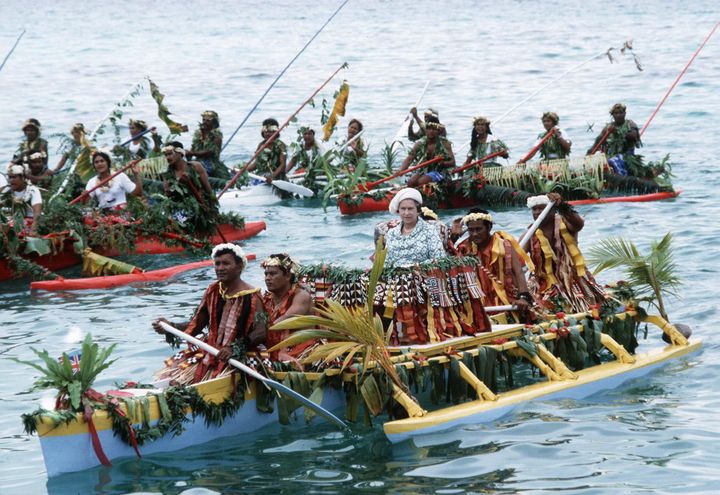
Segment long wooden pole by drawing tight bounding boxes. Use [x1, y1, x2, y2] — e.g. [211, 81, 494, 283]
[640, 21, 719, 137]
[221, 0, 352, 152]
[390, 81, 430, 151]
[450, 150, 505, 176]
[158, 321, 349, 431]
[218, 63, 349, 199]
[69, 160, 140, 205]
[518, 128, 556, 164]
[0, 30, 25, 74]
[358, 156, 442, 191]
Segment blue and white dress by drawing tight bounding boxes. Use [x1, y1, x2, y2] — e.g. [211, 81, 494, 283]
[384, 218, 446, 267]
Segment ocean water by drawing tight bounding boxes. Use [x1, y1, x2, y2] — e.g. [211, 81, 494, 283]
[1, 1, 719, 494]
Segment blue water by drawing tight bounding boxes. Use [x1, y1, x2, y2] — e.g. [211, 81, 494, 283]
[1, 1, 719, 493]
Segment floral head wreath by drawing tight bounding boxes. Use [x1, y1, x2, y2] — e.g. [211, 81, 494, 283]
[129, 119, 148, 130]
[161, 145, 185, 156]
[71, 123, 86, 133]
[202, 110, 219, 120]
[526, 195, 551, 209]
[542, 112, 559, 124]
[421, 206, 438, 220]
[426, 121, 444, 130]
[211, 243, 248, 267]
[22, 119, 40, 131]
[262, 124, 279, 133]
[7, 163, 29, 178]
[473, 116, 490, 126]
[261, 253, 298, 274]
[28, 151, 47, 161]
[609, 103, 626, 114]
[424, 108, 439, 119]
[462, 212, 493, 225]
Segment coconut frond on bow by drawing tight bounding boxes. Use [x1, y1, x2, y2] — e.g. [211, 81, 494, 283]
[269, 241, 406, 391]
[586, 232, 681, 320]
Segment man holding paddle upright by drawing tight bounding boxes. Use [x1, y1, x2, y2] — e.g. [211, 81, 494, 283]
[399, 116, 455, 187]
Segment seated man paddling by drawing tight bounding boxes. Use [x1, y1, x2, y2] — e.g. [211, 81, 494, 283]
[153, 243, 266, 384]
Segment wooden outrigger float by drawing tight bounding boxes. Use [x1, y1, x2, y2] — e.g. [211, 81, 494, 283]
[25, 309, 699, 477]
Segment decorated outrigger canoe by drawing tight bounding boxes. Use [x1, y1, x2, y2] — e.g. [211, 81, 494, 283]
[22, 310, 699, 477]
[20, 250, 700, 477]
[0, 220, 266, 283]
[335, 154, 678, 215]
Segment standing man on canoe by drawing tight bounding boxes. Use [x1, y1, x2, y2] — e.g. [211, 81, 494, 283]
[455, 208, 534, 318]
[153, 243, 267, 384]
[399, 117, 455, 187]
[261, 253, 313, 359]
[524, 193, 606, 313]
[588, 103, 641, 176]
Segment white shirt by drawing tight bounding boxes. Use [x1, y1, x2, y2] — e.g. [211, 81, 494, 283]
[12, 184, 43, 217]
[86, 172, 136, 209]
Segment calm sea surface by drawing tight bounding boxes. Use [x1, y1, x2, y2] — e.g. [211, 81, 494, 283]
[1, 1, 719, 494]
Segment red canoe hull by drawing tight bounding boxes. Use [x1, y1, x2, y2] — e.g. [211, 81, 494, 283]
[338, 190, 680, 215]
[1, 221, 266, 282]
[30, 254, 257, 291]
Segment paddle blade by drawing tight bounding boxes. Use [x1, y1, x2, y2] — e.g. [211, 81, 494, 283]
[272, 179, 315, 197]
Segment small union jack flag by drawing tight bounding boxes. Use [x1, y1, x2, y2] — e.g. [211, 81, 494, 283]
[59, 351, 82, 374]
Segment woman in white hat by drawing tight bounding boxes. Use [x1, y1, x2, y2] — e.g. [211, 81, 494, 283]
[383, 188, 445, 267]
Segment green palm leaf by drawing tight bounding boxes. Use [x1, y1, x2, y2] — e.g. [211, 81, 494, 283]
[587, 232, 680, 320]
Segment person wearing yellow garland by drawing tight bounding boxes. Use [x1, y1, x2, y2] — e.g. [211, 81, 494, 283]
[455, 208, 534, 315]
[261, 254, 313, 360]
[524, 193, 607, 312]
[153, 243, 267, 384]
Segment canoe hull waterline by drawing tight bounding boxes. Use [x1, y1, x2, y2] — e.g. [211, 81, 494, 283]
[36, 376, 345, 477]
[0, 221, 266, 282]
[383, 339, 701, 444]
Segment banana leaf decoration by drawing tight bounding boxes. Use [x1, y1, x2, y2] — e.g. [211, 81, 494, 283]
[147, 78, 188, 135]
[322, 81, 350, 141]
[73, 128, 97, 183]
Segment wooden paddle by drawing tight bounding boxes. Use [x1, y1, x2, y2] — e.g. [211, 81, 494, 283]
[69, 159, 141, 205]
[357, 156, 442, 192]
[247, 172, 314, 197]
[449, 149, 506, 176]
[518, 201, 555, 249]
[158, 321, 349, 431]
[391, 81, 430, 150]
[517, 128, 556, 164]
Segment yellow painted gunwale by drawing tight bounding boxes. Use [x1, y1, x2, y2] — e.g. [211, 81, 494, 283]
[382, 339, 701, 437]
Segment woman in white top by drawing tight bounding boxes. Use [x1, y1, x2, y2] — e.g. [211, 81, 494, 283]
[85, 150, 143, 210]
[383, 188, 446, 267]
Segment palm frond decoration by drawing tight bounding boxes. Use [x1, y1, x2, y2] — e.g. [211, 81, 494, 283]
[13, 333, 117, 411]
[586, 232, 681, 320]
[269, 241, 407, 392]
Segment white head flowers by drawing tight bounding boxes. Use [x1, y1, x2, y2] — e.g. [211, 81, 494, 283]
[211, 243, 248, 266]
[526, 195, 551, 209]
[462, 212, 493, 225]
